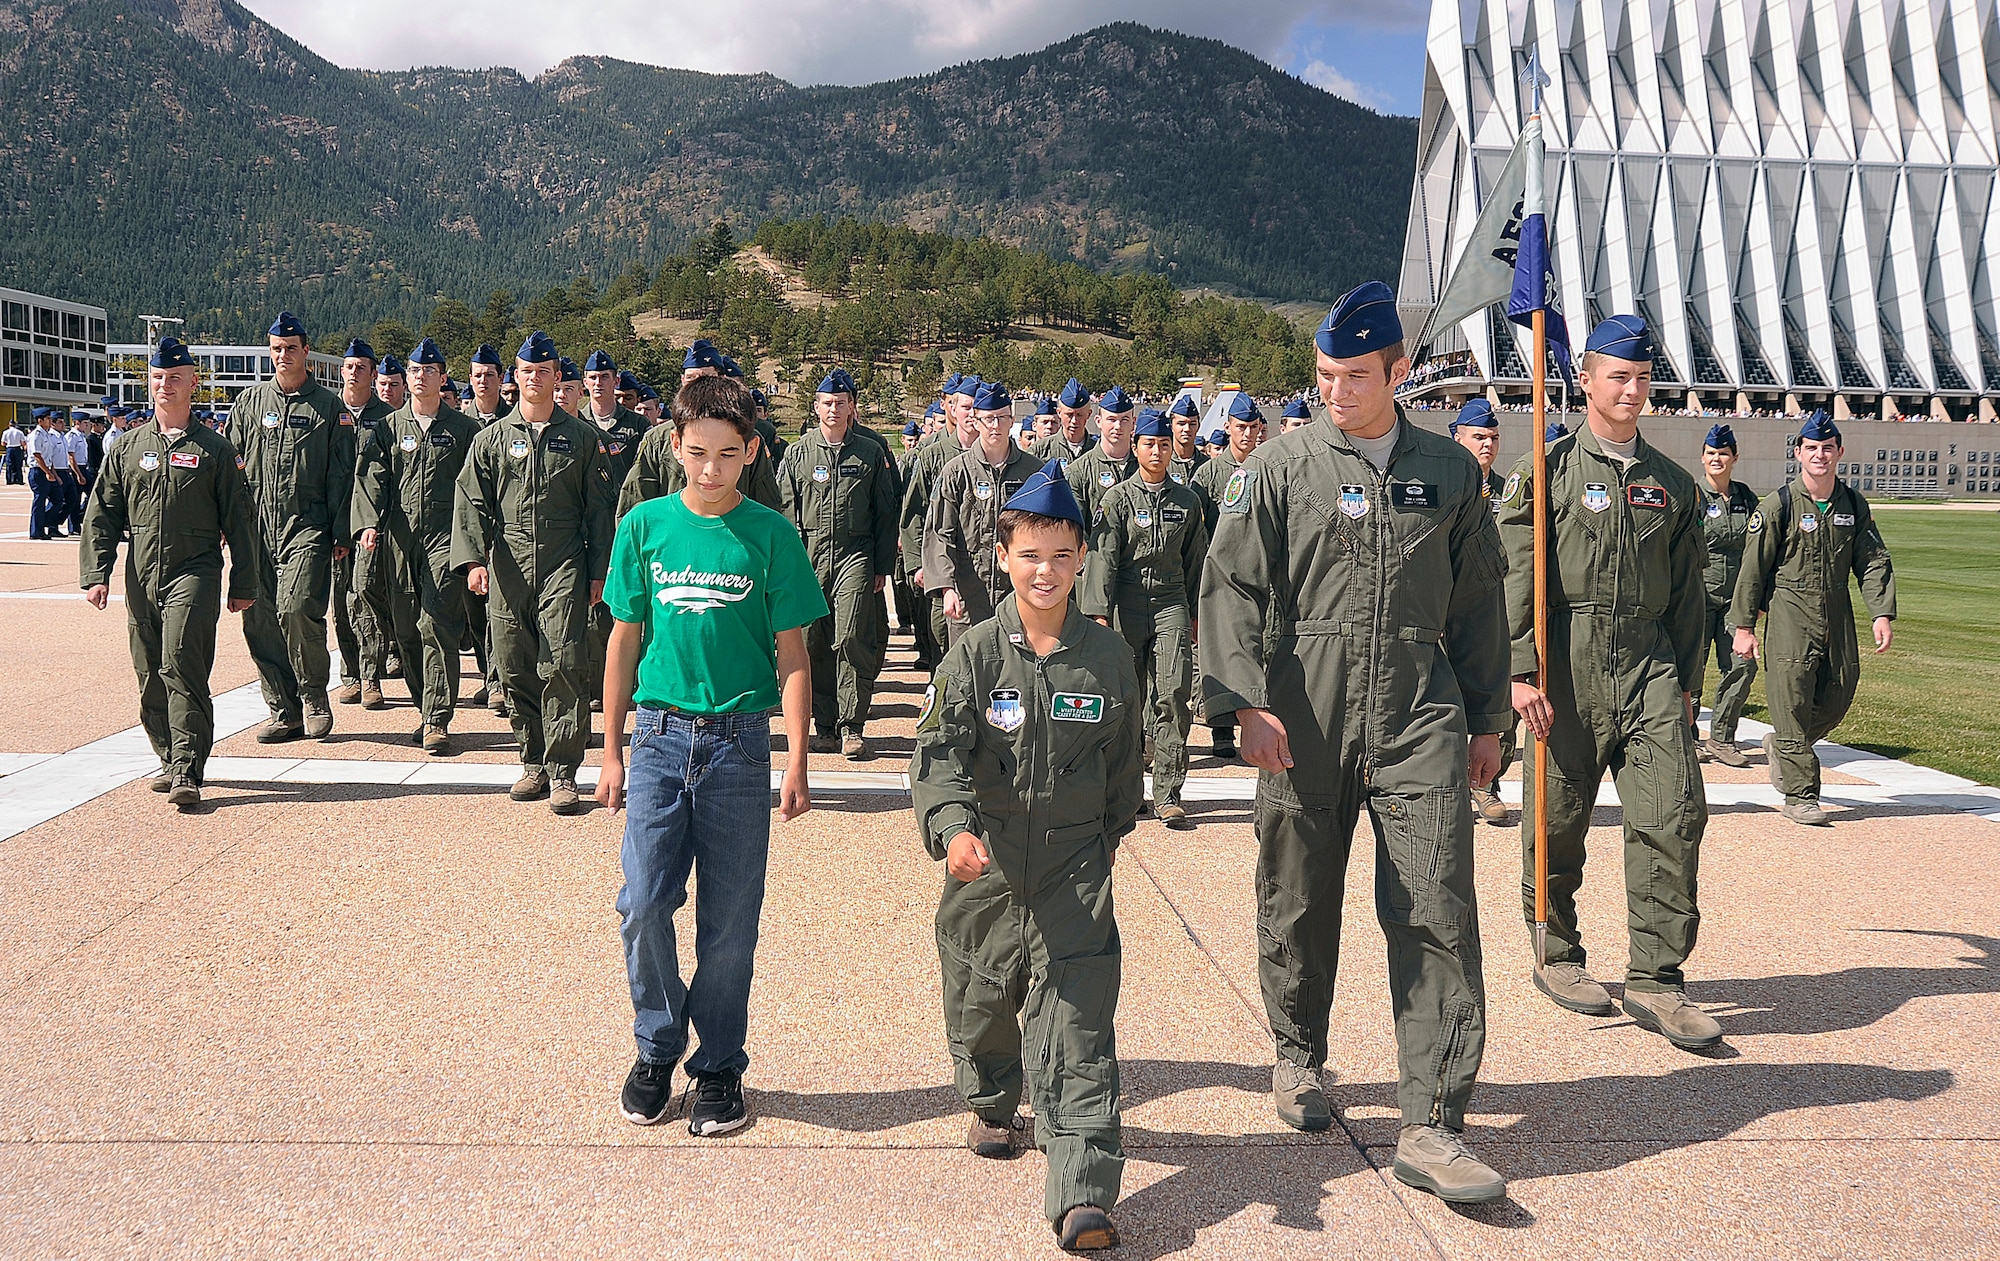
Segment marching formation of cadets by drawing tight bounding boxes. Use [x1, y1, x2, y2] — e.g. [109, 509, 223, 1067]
[70, 281, 1896, 1249]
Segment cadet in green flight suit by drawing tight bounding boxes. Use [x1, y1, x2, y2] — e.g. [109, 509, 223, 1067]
[331, 339, 395, 710]
[1164, 393, 1207, 486]
[1081, 407, 1207, 828]
[1189, 392, 1269, 762]
[582, 350, 652, 710]
[778, 369, 901, 759]
[80, 337, 260, 809]
[1031, 378, 1097, 464]
[926, 381, 1045, 644]
[461, 343, 514, 713]
[1729, 411, 1896, 827]
[1450, 399, 1514, 824]
[903, 375, 982, 663]
[355, 339, 478, 755]
[452, 331, 617, 816]
[1691, 424, 1760, 767]
[1201, 282, 1510, 1204]
[1500, 314, 1719, 1052]
[227, 310, 354, 743]
[911, 463, 1142, 1251]
[1064, 387, 1138, 530]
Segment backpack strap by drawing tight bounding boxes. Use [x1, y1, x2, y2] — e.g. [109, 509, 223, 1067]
[1759, 482, 1794, 614]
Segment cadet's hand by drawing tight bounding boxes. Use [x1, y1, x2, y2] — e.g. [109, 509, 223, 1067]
[333, 544, 350, 562]
[943, 588, 965, 622]
[595, 758, 625, 812]
[778, 762, 811, 821]
[1733, 626, 1759, 661]
[1873, 616, 1893, 654]
[913, 567, 925, 591]
[1512, 681, 1554, 740]
[359, 528, 377, 552]
[1239, 708, 1293, 773]
[227, 597, 254, 614]
[590, 579, 604, 606]
[1683, 692, 1695, 728]
[1190, 621, 1197, 647]
[466, 565, 489, 596]
[1091, 616, 1110, 628]
[1467, 733, 1500, 791]
[945, 831, 990, 882]
[872, 575, 887, 593]
[84, 584, 109, 610]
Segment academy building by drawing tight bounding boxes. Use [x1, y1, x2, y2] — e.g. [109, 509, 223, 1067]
[106, 340, 342, 413]
[1398, 0, 2000, 423]
[0, 287, 109, 424]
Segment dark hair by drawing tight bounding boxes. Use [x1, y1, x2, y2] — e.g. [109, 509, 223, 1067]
[672, 376, 757, 438]
[996, 508, 1085, 550]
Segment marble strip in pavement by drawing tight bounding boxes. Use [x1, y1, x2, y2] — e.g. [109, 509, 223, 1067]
[0, 591, 117, 601]
[0, 681, 269, 842]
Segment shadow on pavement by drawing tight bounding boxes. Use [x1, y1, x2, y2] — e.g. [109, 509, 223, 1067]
[1688, 930, 2000, 1037]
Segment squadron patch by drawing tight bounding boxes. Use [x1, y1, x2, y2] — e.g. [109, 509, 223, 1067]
[1747, 510, 1763, 533]
[1099, 470, 1116, 488]
[985, 689, 1025, 733]
[915, 684, 939, 731]
[1220, 467, 1253, 513]
[139, 451, 160, 472]
[509, 438, 530, 460]
[1582, 483, 1612, 513]
[1706, 501, 1724, 518]
[974, 481, 994, 500]
[812, 465, 830, 484]
[1503, 471, 1523, 503]
[260, 412, 282, 430]
[1800, 513, 1818, 533]
[1134, 507, 1152, 527]
[1339, 485, 1369, 519]
[400, 434, 420, 452]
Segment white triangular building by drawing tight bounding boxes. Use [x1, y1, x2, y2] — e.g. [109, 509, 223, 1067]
[1398, 0, 2000, 420]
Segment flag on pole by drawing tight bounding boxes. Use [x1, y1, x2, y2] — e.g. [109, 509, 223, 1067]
[1505, 113, 1574, 387]
[1411, 130, 1531, 355]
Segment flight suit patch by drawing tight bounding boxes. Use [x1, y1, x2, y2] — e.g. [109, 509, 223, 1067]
[1627, 484, 1667, 508]
[1134, 507, 1152, 527]
[974, 481, 993, 500]
[509, 439, 530, 459]
[1169, 470, 1185, 484]
[1098, 470, 1116, 488]
[916, 684, 939, 731]
[1705, 501, 1723, 518]
[986, 689, 1025, 732]
[1003, 480, 1025, 498]
[1503, 471, 1522, 503]
[1800, 513, 1818, 532]
[1339, 485, 1369, 519]
[1747, 510, 1763, 532]
[813, 465, 831, 483]
[430, 433, 453, 448]
[1162, 506, 1187, 524]
[1221, 468, 1254, 513]
[168, 451, 199, 469]
[400, 434, 420, 452]
[260, 413, 282, 429]
[1050, 693, 1103, 722]
[1582, 483, 1611, 513]
[547, 435, 573, 454]
[287, 415, 312, 429]
[1832, 513, 1855, 526]
[1389, 481, 1436, 509]
[139, 451, 160, 471]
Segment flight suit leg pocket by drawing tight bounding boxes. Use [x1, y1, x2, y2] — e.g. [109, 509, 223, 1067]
[1375, 789, 1458, 927]
[1618, 734, 1687, 834]
[1029, 951, 1122, 1126]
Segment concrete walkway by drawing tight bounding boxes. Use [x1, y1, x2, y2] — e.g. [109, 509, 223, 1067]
[0, 483, 1991, 1259]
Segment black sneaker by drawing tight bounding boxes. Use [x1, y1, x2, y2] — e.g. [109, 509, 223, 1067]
[619, 1057, 676, 1125]
[686, 1069, 748, 1136]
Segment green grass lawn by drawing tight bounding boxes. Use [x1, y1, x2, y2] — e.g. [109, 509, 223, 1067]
[1740, 509, 2000, 786]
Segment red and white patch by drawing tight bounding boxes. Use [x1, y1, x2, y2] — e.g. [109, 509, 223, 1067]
[168, 451, 200, 469]
[1626, 484, 1667, 508]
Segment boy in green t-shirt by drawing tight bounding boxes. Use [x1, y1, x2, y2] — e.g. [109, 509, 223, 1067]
[911, 463, 1144, 1252]
[597, 376, 826, 1137]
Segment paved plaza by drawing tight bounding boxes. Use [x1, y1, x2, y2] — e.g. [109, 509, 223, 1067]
[0, 481, 1994, 1259]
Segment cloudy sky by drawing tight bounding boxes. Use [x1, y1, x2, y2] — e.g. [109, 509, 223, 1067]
[239, 0, 1431, 114]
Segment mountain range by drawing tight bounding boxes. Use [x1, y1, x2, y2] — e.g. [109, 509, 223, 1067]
[0, 0, 1416, 340]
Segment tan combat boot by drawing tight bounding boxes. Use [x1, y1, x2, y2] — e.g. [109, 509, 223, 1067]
[1272, 1060, 1331, 1132]
[1782, 797, 1830, 826]
[549, 778, 584, 815]
[1622, 989, 1723, 1050]
[1393, 1124, 1507, 1203]
[1532, 960, 1615, 1016]
[510, 767, 549, 801]
[1705, 737, 1749, 767]
[966, 1113, 1021, 1158]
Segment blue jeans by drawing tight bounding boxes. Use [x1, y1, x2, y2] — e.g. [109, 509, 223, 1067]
[617, 705, 774, 1074]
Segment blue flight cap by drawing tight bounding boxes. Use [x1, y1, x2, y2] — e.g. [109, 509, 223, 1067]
[973, 382, 1012, 412]
[1703, 423, 1737, 451]
[1167, 394, 1201, 419]
[950, 374, 981, 400]
[923, 400, 943, 419]
[99, 394, 117, 406]
[940, 372, 964, 396]
[683, 341, 721, 370]
[1449, 399, 1497, 435]
[343, 338, 377, 363]
[903, 419, 923, 436]
[1584, 314, 1655, 361]
[750, 388, 767, 408]
[31, 407, 49, 418]
[618, 370, 641, 392]
[720, 355, 744, 379]
[379, 353, 405, 376]
[1098, 385, 1134, 414]
[1799, 410, 1841, 443]
[637, 383, 659, 402]
[1036, 396, 1058, 416]
[516, 332, 557, 364]
[559, 356, 582, 383]
[1020, 414, 1036, 434]
[268, 310, 307, 340]
[409, 338, 446, 367]
[1133, 408, 1172, 438]
[1314, 281, 1403, 358]
[1545, 421, 1569, 442]
[150, 336, 195, 369]
[469, 343, 502, 368]
[817, 369, 857, 396]
[1001, 462, 1085, 530]
[1282, 397, 1313, 420]
[458, 386, 473, 399]
[583, 350, 617, 373]
[1057, 378, 1092, 408]
[502, 368, 516, 384]
[1226, 393, 1262, 423]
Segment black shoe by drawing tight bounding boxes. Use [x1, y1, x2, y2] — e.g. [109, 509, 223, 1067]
[686, 1069, 748, 1136]
[619, 1057, 677, 1125]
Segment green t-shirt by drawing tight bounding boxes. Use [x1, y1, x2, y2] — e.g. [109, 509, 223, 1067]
[604, 492, 829, 714]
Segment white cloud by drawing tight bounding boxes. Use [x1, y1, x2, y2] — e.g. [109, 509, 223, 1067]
[1296, 58, 1392, 109]
[237, 0, 1425, 87]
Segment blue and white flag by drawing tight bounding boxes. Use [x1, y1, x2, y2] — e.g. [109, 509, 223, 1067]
[1504, 114, 1574, 388]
